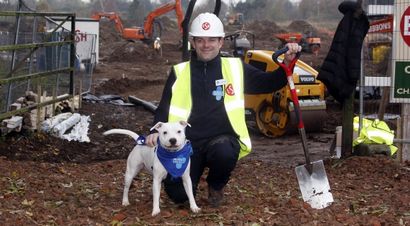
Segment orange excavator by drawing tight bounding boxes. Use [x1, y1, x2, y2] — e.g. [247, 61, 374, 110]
[275, 32, 321, 55]
[91, 0, 184, 44]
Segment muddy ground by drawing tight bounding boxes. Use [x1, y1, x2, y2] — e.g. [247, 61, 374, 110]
[0, 18, 409, 225]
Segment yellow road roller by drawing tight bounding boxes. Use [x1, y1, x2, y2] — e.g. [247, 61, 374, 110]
[244, 50, 327, 137]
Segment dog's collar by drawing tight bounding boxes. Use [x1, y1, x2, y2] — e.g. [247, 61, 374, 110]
[156, 141, 192, 179]
[135, 136, 146, 145]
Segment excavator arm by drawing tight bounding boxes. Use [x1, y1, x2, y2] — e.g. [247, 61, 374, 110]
[143, 0, 184, 38]
[91, 0, 184, 42]
[91, 12, 125, 36]
[91, 11, 145, 41]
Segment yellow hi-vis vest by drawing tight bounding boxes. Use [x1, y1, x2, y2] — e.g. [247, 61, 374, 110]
[353, 116, 397, 155]
[169, 57, 251, 159]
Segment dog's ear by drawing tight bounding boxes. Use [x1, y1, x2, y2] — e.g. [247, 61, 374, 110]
[150, 122, 163, 132]
[179, 121, 191, 128]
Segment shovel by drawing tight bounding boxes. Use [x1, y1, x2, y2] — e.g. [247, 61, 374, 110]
[272, 47, 333, 209]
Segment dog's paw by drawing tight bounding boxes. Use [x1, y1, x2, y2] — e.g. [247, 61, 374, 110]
[151, 208, 160, 216]
[191, 206, 201, 213]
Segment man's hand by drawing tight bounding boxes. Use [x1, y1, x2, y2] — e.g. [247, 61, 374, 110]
[146, 133, 159, 147]
[283, 43, 302, 66]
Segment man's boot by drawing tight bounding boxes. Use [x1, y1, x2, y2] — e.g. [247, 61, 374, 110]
[208, 185, 224, 208]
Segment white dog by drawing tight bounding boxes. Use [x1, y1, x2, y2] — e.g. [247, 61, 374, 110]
[103, 121, 200, 216]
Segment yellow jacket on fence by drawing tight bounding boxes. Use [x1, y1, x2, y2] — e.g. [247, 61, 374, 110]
[353, 116, 397, 156]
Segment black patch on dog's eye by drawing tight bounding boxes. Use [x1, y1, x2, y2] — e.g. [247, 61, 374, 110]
[177, 130, 181, 134]
[163, 131, 167, 135]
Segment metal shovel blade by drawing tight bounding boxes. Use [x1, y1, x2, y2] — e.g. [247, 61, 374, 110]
[295, 160, 333, 209]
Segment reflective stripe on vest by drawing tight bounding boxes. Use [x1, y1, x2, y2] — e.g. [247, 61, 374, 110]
[169, 62, 192, 121]
[170, 57, 251, 159]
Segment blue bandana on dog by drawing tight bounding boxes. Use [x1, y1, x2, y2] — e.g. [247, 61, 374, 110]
[156, 141, 193, 179]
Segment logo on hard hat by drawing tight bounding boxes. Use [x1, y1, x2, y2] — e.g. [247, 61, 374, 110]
[202, 22, 210, 30]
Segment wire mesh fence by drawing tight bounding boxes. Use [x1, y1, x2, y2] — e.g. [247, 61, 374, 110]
[356, 1, 410, 162]
[0, 9, 76, 124]
[0, 11, 97, 122]
[0, 26, 71, 111]
[356, 1, 404, 123]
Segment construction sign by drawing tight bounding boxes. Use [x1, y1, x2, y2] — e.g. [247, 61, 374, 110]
[392, 1, 410, 103]
[368, 15, 393, 33]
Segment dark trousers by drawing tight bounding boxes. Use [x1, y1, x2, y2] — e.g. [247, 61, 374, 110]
[163, 135, 240, 203]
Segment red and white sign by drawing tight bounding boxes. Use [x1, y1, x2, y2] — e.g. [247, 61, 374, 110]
[368, 16, 393, 33]
[47, 18, 100, 62]
[400, 6, 410, 46]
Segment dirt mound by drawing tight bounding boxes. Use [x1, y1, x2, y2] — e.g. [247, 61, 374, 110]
[246, 20, 286, 41]
[97, 15, 181, 62]
[158, 16, 179, 32]
[287, 20, 318, 34]
[95, 77, 164, 96]
[107, 42, 161, 62]
[99, 20, 123, 44]
[97, 20, 159, 62]
[157, 16, 182, 43]
[0, 103, 153, 163]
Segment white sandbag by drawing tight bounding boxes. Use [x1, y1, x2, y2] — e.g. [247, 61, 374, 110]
[52, 113, 81, 137]
[41, 112, 73, 132]
[62, 115, 91, 142]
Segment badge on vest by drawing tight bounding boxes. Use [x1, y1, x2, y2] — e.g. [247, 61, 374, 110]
[212, 86, 224, 101]
[215, 79, 227, 86]
[225, 83, 235, 96]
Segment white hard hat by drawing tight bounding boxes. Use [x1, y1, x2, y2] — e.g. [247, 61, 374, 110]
[189, 13, 225, 37]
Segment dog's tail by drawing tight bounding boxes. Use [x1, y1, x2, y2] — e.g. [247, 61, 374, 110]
[103, 129, 140, 140]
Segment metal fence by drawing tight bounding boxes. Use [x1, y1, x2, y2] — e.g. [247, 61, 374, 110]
[0, 10, 76, 121]
[77, 33, 97, 93]
[0, 0, 98, 123]
[357, 1, 403, 121]
[42, 29, 97, 94]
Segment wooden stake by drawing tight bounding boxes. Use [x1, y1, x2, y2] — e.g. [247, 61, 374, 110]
[36, 82, 42, 132]
[79, 77, 82, 109]
[378, 51, 392, 120]
[52, 86, 56, 117]
[377, 87, 390, 120]
[342, 92, 354, 158]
